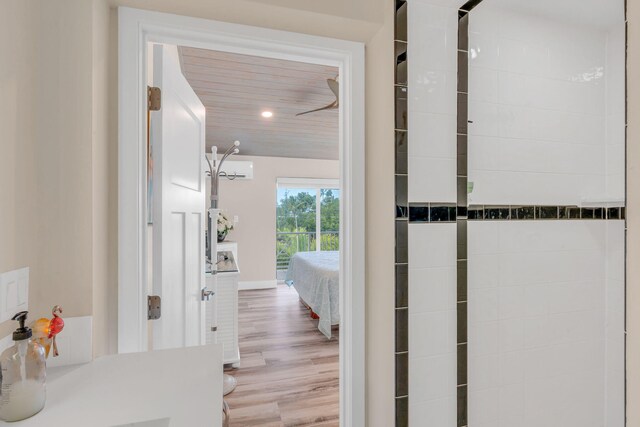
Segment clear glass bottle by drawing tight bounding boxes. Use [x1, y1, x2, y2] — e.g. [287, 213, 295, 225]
[0, 311, 46, 421]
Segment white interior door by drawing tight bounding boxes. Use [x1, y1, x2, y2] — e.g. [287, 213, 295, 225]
[151, 44, 206, 350]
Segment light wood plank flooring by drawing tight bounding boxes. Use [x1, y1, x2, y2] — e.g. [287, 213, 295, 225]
[224, 284, 339, 427]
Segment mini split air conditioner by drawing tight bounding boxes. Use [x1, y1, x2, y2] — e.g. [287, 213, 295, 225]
[204, 154, 253, 180]
[218, 160, 254, 180]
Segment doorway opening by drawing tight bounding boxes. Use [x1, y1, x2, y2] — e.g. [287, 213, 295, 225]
[118, 8, 365, 427]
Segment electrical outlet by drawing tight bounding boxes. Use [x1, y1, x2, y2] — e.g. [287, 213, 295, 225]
[234, 215, 239, 224]
[0, 268, 29, 322]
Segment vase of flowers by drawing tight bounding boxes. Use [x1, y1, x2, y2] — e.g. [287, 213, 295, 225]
[217, 211, 234, 242]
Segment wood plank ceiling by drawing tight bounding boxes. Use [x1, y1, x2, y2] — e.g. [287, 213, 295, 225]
[178, 47, 339, 160]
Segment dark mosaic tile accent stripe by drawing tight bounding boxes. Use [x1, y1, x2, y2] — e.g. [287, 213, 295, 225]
[395, 352, 409, 397]
[395, 308, 408, 353]
[395, 220, 408, 264]
[396, 264, 408, 309]
[484, 206, 510, 220]
[457, 260, 467, 302]
[395, 175, 408, 219]
[457, 221, 467, 261]
[395, 131, 408, 175]
[462, 205, 626, 221]
[395, 397, 409, 427]
[457, 8, 472, 427]
[395, 42, 407, 86]
[457, 93, 468, 135]
[457, 302, 467, 345]
[395, 86, 408, 130]
[625, 2, 629, 421]
[408, 203, 457, 223]
[395, 1, 407, 42]
[457, 343, 468, 386]
[607, 207, 622, 220]
[458, 13, 469, 51]
[457, 385, 468, 426]
[459, 0, 484, 13]
[457, 51, 468, 94]
[394, 2, 408, 424]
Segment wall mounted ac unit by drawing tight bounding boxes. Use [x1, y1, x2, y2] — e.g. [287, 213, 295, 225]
[218, 160, 253, 180]
[204, 154, 254, 180]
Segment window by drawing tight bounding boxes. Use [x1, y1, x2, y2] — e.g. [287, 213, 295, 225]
[276, 178, 340, 275]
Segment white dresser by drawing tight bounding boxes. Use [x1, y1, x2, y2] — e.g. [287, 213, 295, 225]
[206, 241, 240, 367]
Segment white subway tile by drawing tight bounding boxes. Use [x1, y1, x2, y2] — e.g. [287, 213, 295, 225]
[468, 254, 500, 290]
[469, 353, 499, 390]
[409, 397, 456, 427]
[408, 112, 456, 159]
[469, 387, 499, 427]
[498, 318, 524, 353]
[498, 383, 525, 427]
[411, 69, 457, 115]
[468, 67, 498, 103]
[498, 350, 525, 386]
[469, 320, 498, 357]
[408, 156, 456, 203]
[410, 311, 456, 358]
[409, 354, 456, 402]
[409, 267, 455, 314]
[408, 223, 456, 269]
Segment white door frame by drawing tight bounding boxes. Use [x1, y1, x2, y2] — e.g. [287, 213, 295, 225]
[117, 7, 365, 426]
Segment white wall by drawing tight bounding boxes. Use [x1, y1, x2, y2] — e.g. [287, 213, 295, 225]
[408, 223, 457, 424]
[407, 1, 626, 425]
[468, 221, 624, 426]
[467, 6, 625, 206]
[406, 1, 460, 424]
[605, 25, 626, 202]
[605, 221, 626, 426]
[407, 0, 458, 204]
[627, 1, 640, 422]
[0, 0, 95, 339]
[215, 155, 339, 284]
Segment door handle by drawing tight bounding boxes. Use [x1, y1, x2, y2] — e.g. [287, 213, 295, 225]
[201, 287, 215, 301]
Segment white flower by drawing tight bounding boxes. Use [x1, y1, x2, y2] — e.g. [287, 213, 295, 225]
[217, 211, 234, 233]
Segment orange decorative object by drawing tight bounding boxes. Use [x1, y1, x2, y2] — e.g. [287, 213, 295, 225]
[32, 318, 52, 357]
[48, 305, 64, 357]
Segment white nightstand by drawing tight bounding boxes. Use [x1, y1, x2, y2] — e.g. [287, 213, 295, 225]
[207, 241, 240, 367]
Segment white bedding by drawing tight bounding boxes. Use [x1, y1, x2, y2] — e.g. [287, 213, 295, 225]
[285, 251, 339, 339]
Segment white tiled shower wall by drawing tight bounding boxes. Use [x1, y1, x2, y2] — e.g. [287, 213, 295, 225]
[468, 221, 624, 427]
[407, 1, 625, 426]
[408, 223, 457, 424]
[605, 25, 626, 202]
[467, 6, 625, 205]
[407, 0, 459, 203]
[407, 1, 461, 423]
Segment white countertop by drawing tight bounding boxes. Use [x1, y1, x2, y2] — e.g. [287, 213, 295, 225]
[3, 344, 223, 427]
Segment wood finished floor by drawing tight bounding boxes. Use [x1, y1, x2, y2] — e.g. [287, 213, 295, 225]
[224, 284, 339, 427]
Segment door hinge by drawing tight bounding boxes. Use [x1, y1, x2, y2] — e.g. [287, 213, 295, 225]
[148, 86, 161, 111]
[148, 295, 161, 320]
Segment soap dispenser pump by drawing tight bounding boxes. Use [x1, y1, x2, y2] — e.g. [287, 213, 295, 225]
[0, 311, 46, 421]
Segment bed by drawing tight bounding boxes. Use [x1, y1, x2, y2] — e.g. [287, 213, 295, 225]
[285, 251, 339, 339]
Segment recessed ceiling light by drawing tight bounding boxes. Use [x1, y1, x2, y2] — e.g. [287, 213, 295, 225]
[261, 111, 273, 118]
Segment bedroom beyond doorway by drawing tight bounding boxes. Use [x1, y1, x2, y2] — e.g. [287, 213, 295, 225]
[180, 45, 342, 424]
[118, 8, 365, 426]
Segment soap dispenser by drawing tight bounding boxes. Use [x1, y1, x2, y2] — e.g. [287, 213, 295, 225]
[0, 311, 46, 421]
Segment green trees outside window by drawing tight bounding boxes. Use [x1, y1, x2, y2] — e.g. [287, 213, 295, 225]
[276, 187, 340, 272]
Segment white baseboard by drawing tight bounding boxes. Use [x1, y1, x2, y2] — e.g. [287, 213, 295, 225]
[238, 280, 278, 291]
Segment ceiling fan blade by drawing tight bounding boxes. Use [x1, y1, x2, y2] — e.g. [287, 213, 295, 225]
[295, 100, 338, 116]
[327, 78, 339, 100]
[295, 77, 339, 116]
